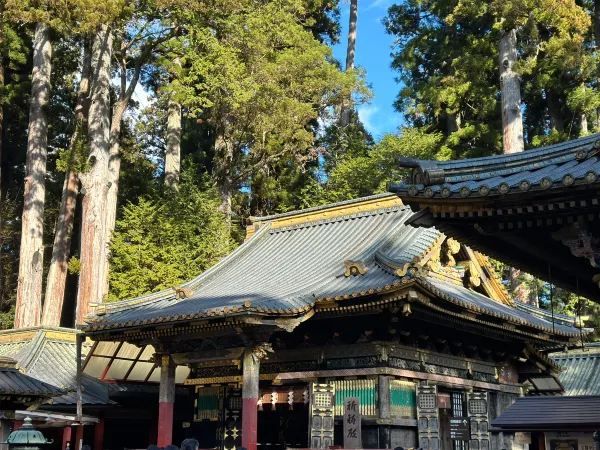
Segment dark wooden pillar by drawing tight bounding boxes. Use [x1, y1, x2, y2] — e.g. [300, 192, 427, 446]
[378, 376, 391, 449]
[0, 418, 11, 450]
[242, 348, 260, 450]
[94, 418, 104, 450]
[61, 426, 72, 450]
[378, 376, 391, 419]
[75, 425, 84, 450]
[157, 354, 176, 447]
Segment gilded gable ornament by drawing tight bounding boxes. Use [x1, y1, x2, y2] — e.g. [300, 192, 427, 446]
[443, 238, 461, 266]
[174, 286, 193, 299]
[344, 260, 369, 277]
[464, 261, 482, 288]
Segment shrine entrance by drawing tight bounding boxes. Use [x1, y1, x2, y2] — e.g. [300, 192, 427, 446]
[258, 403, 309, 450]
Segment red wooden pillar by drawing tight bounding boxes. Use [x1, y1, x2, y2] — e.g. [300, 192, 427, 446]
[75, 425, 84, 450]
[242, 348, 260, 450]
[157, 354, 176, 447]
[93, 418, 104, 450]
[62, 426, 72, 450]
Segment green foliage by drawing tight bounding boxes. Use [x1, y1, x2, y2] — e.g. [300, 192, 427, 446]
[0, 307, 15, 331]
[324, 128, 444, 202]
[108, 165, 236, 300]
[173, 0, 368, 215]
[384, 0, 597, 151]
[4, 0, 130, 33]
[67, 257, 81, 275]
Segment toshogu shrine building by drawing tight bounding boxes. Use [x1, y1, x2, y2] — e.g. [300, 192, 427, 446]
[80, 193, 588, 450]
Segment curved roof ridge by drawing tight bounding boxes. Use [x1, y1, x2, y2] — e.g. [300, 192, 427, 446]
[515, 302, 579, 326]
[407, 133, 599, 174]
[390, 133, 600, 193]
[269, 203, 408, 234]
[251, 193, 396, 222]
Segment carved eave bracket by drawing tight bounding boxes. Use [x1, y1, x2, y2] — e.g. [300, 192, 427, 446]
[249, 342, 274, 364]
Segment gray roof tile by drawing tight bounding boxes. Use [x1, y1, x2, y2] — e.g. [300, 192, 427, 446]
[391, 133, 600, 198]
[551, 343, 600, 396]
[0, 361, 64, 398]
[85, 197, 584, 339]
[0, 328, 111, 405]
[492, 395, 600, 429]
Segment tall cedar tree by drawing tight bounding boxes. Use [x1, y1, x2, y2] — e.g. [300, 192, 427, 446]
[14, 23, 52, 328]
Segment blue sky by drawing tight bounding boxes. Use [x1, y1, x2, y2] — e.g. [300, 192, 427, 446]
[332, 0, 404, 140]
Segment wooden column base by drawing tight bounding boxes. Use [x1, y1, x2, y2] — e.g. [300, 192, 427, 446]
[62, 426, 72, 450]
[157, 402, 174, 447]
[157, 354, 176, 447]
[241, 397, 258, 450]
[75, 425, 84, 450]
[94, 418, 104, 450]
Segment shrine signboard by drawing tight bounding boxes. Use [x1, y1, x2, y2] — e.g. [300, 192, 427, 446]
[449, 417, 469, 441]
[343, 397, 362, 448]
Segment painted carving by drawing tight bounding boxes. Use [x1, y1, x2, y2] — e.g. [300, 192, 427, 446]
[250, 342, 274, 363]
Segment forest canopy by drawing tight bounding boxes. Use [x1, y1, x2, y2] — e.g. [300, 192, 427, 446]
[0, 0, 597, 335]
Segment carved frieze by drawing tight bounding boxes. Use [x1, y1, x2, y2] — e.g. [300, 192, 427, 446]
[553, 222, 600, 268]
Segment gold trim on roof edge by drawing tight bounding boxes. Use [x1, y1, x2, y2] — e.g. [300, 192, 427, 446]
[247, 194, 402, 239]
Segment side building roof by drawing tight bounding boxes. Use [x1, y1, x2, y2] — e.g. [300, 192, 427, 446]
[84, 194, 585, 344]
[491, 395, 600, 430]
[0, 356, 64, 399]
[0, 327, 111, 406]
[551, 342, 600, 396]
[390, 133, 600, 200]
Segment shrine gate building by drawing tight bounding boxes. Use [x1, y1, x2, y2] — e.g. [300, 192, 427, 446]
[81, 194, 586, 450]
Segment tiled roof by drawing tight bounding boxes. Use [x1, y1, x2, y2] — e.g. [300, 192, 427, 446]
[0, 357, 64, 398]
[390, 133, 600, 199]
[492, 395, 600, 429]
[0, 328, 111, 405]
[420, 277, 582, 338]
[551, 343, 600, 396]
[86, 198, 434, 330]
[83, 195, 584, 341]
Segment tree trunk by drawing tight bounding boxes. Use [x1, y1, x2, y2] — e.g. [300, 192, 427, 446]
[547, 91, 564, 133]
[581, 113, 589, 136]
[499, 29, 524, 154]
[0, 2, 4, 205]
[100, 40, 148, 301]
[446, 112, 461, 135]
[0, 4, 5, 304]
[100, 106, 124, 302]
[595, 0, 600, 48]
[346, 0, 357, 71]
[341, 0, 358, 126]
[76, 25, 112, 325]
[42, 41, 92, 327]
[509, 268, 538, 307]
[215, 132, 234, 218]
[14, 23, 52, 329]
[165, 99, 182, 189]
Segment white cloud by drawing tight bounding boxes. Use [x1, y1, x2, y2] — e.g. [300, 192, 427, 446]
[357, 104, 381, 137]
[365, 0, 394, 11]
